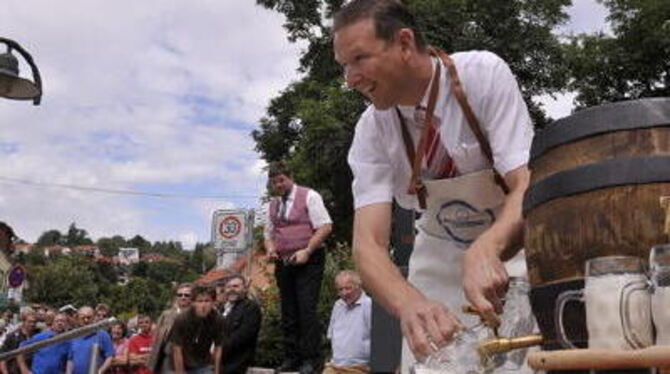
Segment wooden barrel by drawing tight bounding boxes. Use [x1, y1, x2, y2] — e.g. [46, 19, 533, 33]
[523, 98, 670, 371]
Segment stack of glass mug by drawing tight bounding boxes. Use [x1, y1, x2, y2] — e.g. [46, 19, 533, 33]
[555, 245, 670, 353]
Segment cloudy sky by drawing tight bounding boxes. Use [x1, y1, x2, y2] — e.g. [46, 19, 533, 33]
[0, 0, 608, 248]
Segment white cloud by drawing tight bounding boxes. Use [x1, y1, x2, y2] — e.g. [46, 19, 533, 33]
[0, 0, 303, 245]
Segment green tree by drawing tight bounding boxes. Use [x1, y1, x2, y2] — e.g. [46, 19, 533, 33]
[565, 0, 670, 108]
[127, 235, 151, 250]
[16, 248, 47, 267]
[35, 230, 62, 247]
[25, 255, 100, 307]
[149, 241, 187, 259]
[63, 223, 93, 247]
[97, 235, 127, 257]
[144, 262, 198, 284]
[187, 243, 217, 274]
[131, 261, 149, 277]
[103, 278, 171, 317]
[254, 0, 571, 244]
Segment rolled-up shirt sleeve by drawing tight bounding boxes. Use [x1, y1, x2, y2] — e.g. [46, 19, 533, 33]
[348, 110, 395, 209]
[307, 191, 332, 228]
[479, 52, 534, 176]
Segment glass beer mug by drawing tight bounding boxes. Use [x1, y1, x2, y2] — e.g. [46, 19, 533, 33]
[556, 255, 653, 350]
[651, 244, 670, 345]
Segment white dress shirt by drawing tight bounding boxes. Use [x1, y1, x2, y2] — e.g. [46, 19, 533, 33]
[348, 50, 534, 210]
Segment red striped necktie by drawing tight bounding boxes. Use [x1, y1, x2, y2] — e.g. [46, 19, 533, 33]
[414, 106, 458, 179]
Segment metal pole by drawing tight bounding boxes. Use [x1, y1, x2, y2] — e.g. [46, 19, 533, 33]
[87, 343, 99, 374]
[0, 317, 116, 362]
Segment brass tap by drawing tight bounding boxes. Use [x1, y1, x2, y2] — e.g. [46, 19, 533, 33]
[477, 334, 543, 357]
[461, 305, 500, 337]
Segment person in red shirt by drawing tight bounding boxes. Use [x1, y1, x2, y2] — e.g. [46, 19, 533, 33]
[127, 315, 154, 374]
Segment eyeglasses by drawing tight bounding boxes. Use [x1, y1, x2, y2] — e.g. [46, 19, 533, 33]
[176, 293, 191, 298]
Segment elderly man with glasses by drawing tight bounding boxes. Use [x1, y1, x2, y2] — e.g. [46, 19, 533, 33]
[148, 283, 193, 374]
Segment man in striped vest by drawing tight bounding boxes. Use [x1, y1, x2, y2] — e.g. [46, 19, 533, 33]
[264, 162, 333, 374]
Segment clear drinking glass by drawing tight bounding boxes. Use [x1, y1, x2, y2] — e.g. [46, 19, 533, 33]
[412, 277, 536, 374]
[497, 277, 536, 371]
[411, 324, 496, 374]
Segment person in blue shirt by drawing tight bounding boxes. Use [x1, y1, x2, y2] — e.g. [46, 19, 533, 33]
[66, 307, 114, 374]
[17, 312, 70, 374]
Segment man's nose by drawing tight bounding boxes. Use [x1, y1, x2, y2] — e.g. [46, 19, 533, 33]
[344, 66, 362, 90]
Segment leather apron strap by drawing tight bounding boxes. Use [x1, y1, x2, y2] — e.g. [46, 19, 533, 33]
[397, 47, 509, 210]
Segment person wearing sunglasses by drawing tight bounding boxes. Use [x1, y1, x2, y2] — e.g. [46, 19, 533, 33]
[147, 283, 192, 374]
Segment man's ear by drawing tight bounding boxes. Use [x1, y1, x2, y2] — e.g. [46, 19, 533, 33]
[396, 28, 417, 61]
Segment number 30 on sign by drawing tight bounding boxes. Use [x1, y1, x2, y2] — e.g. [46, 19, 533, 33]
[211, 209, 253, 253]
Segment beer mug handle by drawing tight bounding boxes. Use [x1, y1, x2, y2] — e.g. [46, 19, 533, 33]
[620, 280, 651, 349]
[555, 289, 583, 349]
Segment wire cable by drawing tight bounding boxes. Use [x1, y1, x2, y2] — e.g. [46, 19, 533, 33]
[0, 175, 258, 200]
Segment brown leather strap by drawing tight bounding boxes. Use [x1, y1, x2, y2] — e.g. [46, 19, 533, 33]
[431, 47, 510, 193]
[396, 107, 416, 169]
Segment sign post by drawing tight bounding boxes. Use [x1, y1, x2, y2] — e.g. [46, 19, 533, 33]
[211, 209, 255, 270]
[7, 265, 26, 303]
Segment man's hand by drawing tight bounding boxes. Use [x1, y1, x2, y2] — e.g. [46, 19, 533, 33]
[462, 165, 530, 327]
[398, 296, 463, 360]
[289, 249, 310, 265]
[462, 240, 508, 328]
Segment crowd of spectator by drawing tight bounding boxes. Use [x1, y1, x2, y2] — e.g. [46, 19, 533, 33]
[0, 268, 373, 374]
[0, 275, 267, 374]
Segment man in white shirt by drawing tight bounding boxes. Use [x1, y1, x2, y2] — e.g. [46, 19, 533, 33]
[264, 161, 333, 374]
[324, 270, 372, 374]
[333, 0, 533, 371]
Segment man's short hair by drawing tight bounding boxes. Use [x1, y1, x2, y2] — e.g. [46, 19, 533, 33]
[268, 161, 293, 179]
[20, 309, 35, 321]
[333, 0, 426, 51]
[137, 314, 152, 321]
[176, 282, 193, 291]
[191, 285, 216, 300]
[336, 270, 363, 287]
[225, 273, 246, 287]
[78, 306, 94, 316]
[95, 303, 110, 314]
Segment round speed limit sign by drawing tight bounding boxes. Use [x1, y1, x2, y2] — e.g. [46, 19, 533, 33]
[218, 215, 243, 239]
